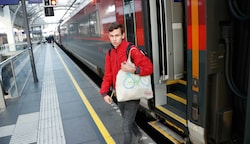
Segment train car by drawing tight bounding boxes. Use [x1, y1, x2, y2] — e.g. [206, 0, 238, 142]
[57, 0, 250, 143]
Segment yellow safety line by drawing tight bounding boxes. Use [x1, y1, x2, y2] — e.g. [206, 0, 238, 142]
[166, 93, 187, 105]
[55, 48, 115, 144]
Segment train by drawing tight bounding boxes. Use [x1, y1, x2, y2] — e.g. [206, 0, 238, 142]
[55, 0, 250, 143]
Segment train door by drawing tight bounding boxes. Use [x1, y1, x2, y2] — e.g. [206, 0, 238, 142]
[123, 0, 154, 109]
[147, 0, 188, 143]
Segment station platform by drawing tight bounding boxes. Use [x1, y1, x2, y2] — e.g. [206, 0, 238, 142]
[0, 43, 155, 144]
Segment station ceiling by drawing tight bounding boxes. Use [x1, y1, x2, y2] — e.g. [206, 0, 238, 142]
[7, 0, 88, 29]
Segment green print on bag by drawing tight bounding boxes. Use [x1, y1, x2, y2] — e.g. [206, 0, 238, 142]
[123, 73, 151, 89]
[116, 70, 153, 102]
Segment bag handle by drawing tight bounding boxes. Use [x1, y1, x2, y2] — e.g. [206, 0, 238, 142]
[127, 47, 137, 66]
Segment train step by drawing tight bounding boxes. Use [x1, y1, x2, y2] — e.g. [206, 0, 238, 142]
[166, 93, 187, 114]
[166, 79, 187, 86]
[165, 79, 187, 122]
[166, 93, 187, 105]
[148, 121, 187, 144]
[156, 105, 187, 127]
[167, 80, 187, 99]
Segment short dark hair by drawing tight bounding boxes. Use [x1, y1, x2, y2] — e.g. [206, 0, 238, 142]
[108, 22, 124, 33]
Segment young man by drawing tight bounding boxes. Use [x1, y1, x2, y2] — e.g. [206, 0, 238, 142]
[99, 22, 153, 144]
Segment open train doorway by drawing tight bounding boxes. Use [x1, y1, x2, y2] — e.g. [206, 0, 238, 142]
[147, 0, 188, 142]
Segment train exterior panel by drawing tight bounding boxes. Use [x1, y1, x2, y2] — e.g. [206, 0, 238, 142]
[59, 0, 145, 76]
[57, 0, 250, 143]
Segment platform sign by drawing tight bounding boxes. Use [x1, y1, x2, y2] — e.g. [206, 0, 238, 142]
[29, 0, 43, 4]
[44, 7, 54, 16]
[0, 0, 19, 5]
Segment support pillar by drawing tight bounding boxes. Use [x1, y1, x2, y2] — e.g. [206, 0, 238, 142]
[21, 0, 38, 82]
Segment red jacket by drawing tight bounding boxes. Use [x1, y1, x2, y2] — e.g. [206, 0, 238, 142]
[99, 40, 153, 96]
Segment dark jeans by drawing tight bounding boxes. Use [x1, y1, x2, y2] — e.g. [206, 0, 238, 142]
[118, 100, 142, 144]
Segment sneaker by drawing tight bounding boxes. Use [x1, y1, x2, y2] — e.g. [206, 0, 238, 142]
[136, 133, 148, 144]
[138, 135, 148, 143]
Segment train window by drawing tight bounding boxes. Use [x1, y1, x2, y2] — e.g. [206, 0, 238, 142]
[124, 0, 135, 44]
[88, 11, 100, 37]
[60, 26, 67, 37]
[79, 17, 89, 36]
[78, 11, 100, 37]
[68, 23, 79, 36]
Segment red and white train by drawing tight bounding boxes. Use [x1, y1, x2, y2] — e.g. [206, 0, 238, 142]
[55, 0, 250, 143]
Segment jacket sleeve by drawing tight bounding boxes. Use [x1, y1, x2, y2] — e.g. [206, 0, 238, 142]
[99, 52, 113, 96]
[131, 47, 153, 76]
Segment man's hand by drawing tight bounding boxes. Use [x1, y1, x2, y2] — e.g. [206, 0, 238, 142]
[121, 62, 136, 73]
[104, 95, 113, 104]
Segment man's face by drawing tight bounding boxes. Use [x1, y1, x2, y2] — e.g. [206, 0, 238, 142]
[108, 28, 125, 48]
